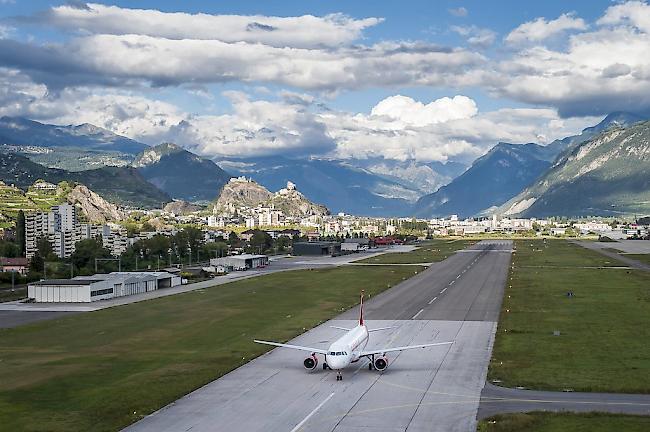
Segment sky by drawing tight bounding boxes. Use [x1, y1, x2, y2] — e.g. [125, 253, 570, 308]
[1, 0, 649, 164]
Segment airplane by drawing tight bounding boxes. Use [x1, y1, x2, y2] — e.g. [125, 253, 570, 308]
[254, 292, 454, 381]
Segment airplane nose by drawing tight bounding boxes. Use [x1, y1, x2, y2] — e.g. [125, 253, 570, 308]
[327, 357, 344, 370]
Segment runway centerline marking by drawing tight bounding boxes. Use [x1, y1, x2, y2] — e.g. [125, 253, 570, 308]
[289, 392, 335, 432]
[428, 297, 437, 304]
[440, 287, 447, 294]
[412, 309, 424, 319]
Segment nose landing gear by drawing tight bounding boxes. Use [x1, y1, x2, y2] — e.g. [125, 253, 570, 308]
[336, 371, 342, 381]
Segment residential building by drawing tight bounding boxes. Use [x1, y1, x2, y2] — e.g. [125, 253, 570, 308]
[0, 257, 29, 275]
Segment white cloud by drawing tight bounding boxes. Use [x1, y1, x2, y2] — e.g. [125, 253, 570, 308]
[39, 4, 382, 49]
[370, 95, 477, 127]
[448, 7, 468, 17]
[324, 96, 597, 163]
[597, 0, 650, 32]
[0, 25, 13, 39]
[505, 13, 587, 44]
[493, 18, 650, 116]
[451, 25, 497, 48]
[162, 92, 335, 158]
[0, 71, 597, 164]
[0, 34, 484, 92]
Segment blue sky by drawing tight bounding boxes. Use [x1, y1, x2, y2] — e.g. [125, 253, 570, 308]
[0, 1, 648, 163]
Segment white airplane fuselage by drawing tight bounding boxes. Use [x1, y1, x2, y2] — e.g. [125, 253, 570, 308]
[325, 324, 369, 370]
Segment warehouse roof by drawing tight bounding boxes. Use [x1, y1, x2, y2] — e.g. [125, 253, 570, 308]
[31, 279, 100, 286]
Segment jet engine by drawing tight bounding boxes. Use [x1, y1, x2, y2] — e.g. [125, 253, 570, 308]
[373, 356, 388, 371]
[303, 355, 318, 370]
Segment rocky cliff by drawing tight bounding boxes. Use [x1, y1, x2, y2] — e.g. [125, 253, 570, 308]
[66, 184, 126, 223]
[214, 177, 273, 214]
[214, 178, 329, 217]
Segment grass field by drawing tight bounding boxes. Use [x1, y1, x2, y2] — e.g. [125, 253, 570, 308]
[0, 287, 26, 302]
[488, 239, 650, 393]
[478, 412, 650, 432]
[358, 239, 476, 264]
[0, 265, 423, 432]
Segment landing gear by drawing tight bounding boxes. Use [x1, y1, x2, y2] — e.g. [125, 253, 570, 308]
[368, 354, 375, 371]
[323, 363, 329, 370]
[336, 371, 342, 381]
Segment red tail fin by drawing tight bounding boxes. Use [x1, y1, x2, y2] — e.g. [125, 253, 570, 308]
[359, 290, 365, 326]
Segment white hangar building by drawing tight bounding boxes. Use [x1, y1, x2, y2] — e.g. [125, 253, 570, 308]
[27, 271, 182, 303]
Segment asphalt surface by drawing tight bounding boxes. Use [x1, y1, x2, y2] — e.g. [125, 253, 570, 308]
[479, 383, 650, 418]
[125, 240, 513, 432]
[340, 241, 512, 322]
[0, 310, 79, 328]
[574, 240, 650, 272]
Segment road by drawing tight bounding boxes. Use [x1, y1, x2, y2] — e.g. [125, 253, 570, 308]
[125, 240, 513, 432]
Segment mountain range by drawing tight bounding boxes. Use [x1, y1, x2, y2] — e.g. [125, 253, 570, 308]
[0, 152, 169, 208]
[133, 143, 231, 202]
[0, 116, 148, 154]
[216, 156, 436, 216]
[413, 112, 646, 218]
[0, 112, 648, 218]
[499, 119, 650, 217]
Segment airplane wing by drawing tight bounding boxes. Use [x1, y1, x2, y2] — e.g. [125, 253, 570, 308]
[254, 339, 328, 355]
[358, 341, 453, 356]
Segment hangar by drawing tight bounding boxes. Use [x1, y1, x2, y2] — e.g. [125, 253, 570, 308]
[27, 271, 182, 303]
[209, 254, 269, 271]
[292, 241, 342, 256]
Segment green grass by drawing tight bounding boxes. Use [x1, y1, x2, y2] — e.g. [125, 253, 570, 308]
[0, 265, 423, 432]
[358, 239, 476, 264]
[488, 239, 650, 393]
[0, 287, 26, 302]
[478, 412, 650, 432]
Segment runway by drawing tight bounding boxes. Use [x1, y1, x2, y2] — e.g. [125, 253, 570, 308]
[125, 240, 512, 432]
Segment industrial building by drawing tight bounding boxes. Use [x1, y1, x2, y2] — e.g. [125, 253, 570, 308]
[209, 254, 269, 271]
[342, 238, 373, 252]
[292, 241, 341, 256]
[27, 271, 181, 303]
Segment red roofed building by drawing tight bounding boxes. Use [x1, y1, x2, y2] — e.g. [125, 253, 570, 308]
[0, 257, 29, 275]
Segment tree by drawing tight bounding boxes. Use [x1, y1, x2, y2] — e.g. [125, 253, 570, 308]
[202, 241, 228, 258]
[36, 236, 55, 261]
[71, 238, 112, 274]
[0, 240, 20, 258]
[228, 231, 240, 246]
[249, 230, 272, 253]
[16, 210, 25, 257]
[276, 236, 291, 252]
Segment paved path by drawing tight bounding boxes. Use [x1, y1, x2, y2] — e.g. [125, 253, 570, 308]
[125, 240, 513, 432]
[573, 240, 650, 272]
[479, 383, 650, 419]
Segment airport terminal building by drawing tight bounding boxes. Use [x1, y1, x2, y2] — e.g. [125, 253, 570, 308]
[27, 271, 182, 303]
